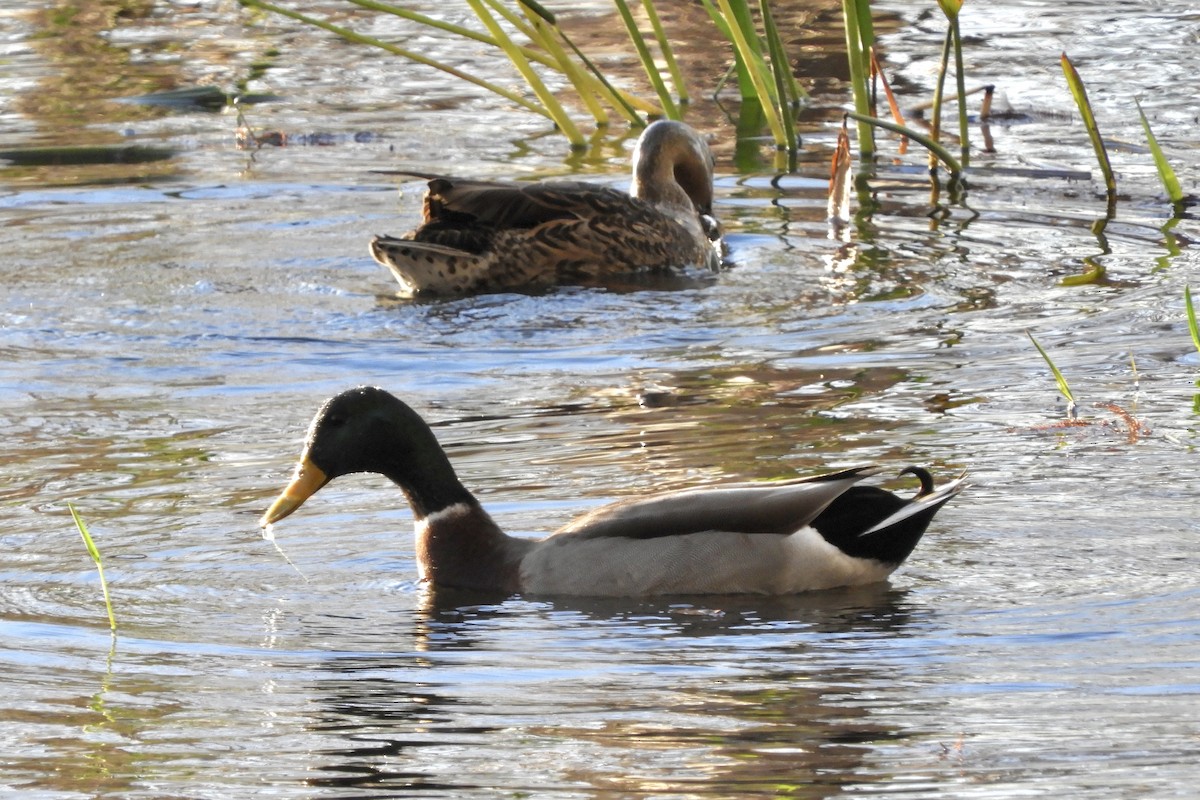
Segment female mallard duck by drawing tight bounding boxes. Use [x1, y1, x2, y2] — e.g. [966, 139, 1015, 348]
[260, 387, 965, 596]
[369, 120, 722, 296]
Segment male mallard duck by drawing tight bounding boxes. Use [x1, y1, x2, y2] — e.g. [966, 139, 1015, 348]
[260, 387, 965, 596]
[369, 120, 722, 296]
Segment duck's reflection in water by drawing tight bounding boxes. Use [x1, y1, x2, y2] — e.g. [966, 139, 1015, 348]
[304, 583, 936, 797]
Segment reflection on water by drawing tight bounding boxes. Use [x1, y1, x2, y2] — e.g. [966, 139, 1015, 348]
[2, 0, 1200, 796]
[307, 587, 922, 796]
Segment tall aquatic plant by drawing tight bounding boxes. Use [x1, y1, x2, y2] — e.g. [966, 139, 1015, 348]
[515, 0, 652, 125]
[840, 0, 874, 160]
[836, 0, 965, 194]
[1186, 285, 1200, 414]
[935, 0, 969, 167]
[465, 0, 585, 143]
[701, 0, 803, 153]
[612, 0, 681, 119]
[1061, 53, 1116, 208]
[241, 0, 553, 121]
[241, 0, 808, 148]
[239, 0, 673, 143]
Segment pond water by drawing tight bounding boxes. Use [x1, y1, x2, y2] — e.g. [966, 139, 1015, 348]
[2, 0, 1199, 796]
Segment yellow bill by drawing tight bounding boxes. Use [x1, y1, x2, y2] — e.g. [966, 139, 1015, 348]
[260, 457, 328, 527]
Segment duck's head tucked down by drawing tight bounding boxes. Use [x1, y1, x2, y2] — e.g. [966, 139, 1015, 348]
[630, 119, 716, 220]
[368, 120, 724, 296]
[261, 387, 966, 597]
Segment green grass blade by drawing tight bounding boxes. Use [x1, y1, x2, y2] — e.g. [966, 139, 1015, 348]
[240, 0, 552, 120]
[763, 0, 807, 104]
[841, 0, 873, 159]
[640, 0, 689, 105]
[69, 504, 116, 633]
[851, 0, 875, 55]
[480, 0, 544, 43]
[1028, 332, 1076, 405]
[317, 0, 569, 74]
[1060, 53, 1116, 199]
[759, 0, 798, 151]
[716, 0, 786, 147]
[1186, 285, 1200, 355]
[464, 0, 584, 144]
[342, 0, 498, 48]
[612, 0, 679, 119]
[698, 0, 753, 99]
[554, 29, 648, 124]
[1190, 286, 1200, 396]
[517, 0, 556, 23]
[512, 2, 609, 125]
[1135, 99, 1184, 204]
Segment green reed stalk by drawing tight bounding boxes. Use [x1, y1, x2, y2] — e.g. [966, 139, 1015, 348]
[1135, 99, 1184, 205]
[927, 27, 952, 169]
[465, 0, 584, 144]
[935, 0, 968, 168]
[240, 0, 551, 120]
[950, 17, 969, 167]
[1061, 53, 1116, 202]
[640, 0, 689, 105]
[342, 0, 497, 48]
[507, 0, 610, 125]
[555, 32, 652, 124]
[760, 0, 805, 107]
[482, 0, 550, 51]
[1186, 286, 1200, 359]
[698, 0, 753, 99]
[612, 0, 680, 118]
[841, 0, 874, 159]
[516, 0, 650, 124]
[69, 504, 116, 633]
[759, 0, 801, 150]
[1190, 285, 1200, 409]
[714, 0, 788, 148]
[1028, 332, 1078, 417]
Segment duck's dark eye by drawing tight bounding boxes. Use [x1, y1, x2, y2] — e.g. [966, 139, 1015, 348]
[325, 413, 347, 428]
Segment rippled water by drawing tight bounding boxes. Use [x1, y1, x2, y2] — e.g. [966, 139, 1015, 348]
[2, 0, 1199, 796]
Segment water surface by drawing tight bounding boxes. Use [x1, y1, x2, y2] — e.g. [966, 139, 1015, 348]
[2, 0, 1199, 796]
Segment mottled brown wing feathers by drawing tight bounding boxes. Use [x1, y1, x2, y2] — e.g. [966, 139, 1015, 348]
[421, 176, 634, 230]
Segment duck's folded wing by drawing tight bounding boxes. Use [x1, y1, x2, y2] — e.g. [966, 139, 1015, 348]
[436, 181, 635, 229]
[555, 466, 882, 541]
[379, 171, 628, 229]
